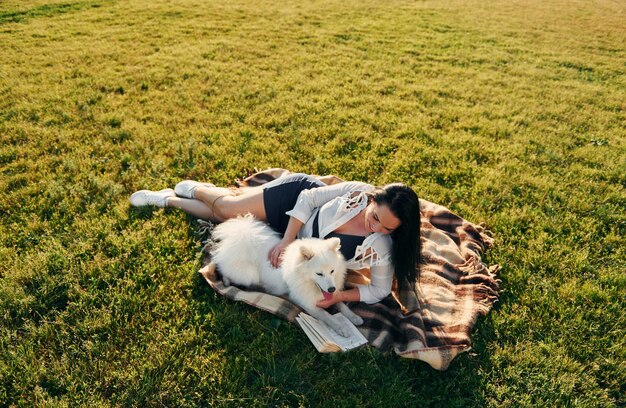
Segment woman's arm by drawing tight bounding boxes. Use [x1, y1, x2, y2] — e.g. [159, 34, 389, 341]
[270, 181, 370, 267]
[355, 264, 394, 304]
[269, 216, 303, 267]
[285, 181, 371, 224]
[316, 263, 394, 307]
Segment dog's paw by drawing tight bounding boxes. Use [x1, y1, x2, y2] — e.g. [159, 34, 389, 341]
[348, 314, 364, 326]
[336, 303, 363, 326]
[327, 316, 352, 337]
[333, 324, 351, 338]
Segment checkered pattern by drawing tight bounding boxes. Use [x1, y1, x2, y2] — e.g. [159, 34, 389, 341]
[199, 169, 500, 370]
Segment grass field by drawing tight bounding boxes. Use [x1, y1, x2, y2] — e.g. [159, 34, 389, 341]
[1, 0, 624, 406]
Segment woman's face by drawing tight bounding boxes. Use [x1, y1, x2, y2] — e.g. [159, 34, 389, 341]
[364, 202, 401, 235]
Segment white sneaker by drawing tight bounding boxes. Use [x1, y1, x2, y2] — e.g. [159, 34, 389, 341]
[129, 188, 175, 208]
[174, 180, 215, 199]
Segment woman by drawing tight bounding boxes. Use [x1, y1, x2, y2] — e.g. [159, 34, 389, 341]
[130, 173, 421, 308]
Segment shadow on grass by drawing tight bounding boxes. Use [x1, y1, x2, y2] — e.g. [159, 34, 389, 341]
[122, 205, 500, 405]
[127, 205, 162, 220]
[184, 215, 500, 407]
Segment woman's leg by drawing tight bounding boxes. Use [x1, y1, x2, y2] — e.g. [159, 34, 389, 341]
[166, 197, 217, 220]
[189, 173, 322, 225]
[193, 186, 267, 223]
[131, 183, 267, 222]
[166, 173, 321, 225]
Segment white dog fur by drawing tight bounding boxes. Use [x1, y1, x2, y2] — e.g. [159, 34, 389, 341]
[210, 214, 363, 336]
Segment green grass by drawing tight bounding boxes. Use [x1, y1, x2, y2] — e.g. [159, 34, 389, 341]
[1, 0, 624, 406]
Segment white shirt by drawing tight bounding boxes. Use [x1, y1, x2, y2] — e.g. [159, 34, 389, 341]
[285, 181, 393, 304]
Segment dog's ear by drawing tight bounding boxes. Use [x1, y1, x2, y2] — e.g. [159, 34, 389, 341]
[327, 237, 341, 252]
[299, 245, 315, 261]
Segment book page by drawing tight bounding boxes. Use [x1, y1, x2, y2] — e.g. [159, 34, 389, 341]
[324, 313, 368, 351]
[297, 315, 330, 352]
[296, 315, 340, 353]
[298, 312, 367, 351]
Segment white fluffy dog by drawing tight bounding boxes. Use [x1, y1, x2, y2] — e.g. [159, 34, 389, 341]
[210, 214, 363, 337]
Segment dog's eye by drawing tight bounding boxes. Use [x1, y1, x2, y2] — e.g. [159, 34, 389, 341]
[330, 269, 334, 274]
[316, 272, 323, 276]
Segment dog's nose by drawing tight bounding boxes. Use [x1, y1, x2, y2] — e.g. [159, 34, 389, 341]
[328, 287, 335, 293]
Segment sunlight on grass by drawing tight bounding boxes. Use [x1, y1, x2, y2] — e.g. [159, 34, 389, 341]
[1, 0, 624, 406]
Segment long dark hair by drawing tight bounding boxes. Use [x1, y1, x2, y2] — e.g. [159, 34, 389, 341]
[372, 183, 422, 289]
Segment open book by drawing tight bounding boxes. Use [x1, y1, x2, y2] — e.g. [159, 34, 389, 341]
[295, 312, 368, 353]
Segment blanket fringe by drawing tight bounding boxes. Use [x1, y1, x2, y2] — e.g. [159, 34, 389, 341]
[476, 222, 495, 248]
[196, 219, 215, 245]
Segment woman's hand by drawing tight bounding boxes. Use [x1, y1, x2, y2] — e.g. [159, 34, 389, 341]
[269, 216, 302, 268]
[317, 288, 359, 308]
[269, 239, 291, 268]
[316, 291, 343, 309]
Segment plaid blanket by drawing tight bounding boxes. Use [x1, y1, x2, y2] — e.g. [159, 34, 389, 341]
[198, 169, 500, 370]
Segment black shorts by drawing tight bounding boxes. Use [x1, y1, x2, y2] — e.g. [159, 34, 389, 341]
[263, 174, 325, 234]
